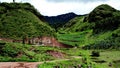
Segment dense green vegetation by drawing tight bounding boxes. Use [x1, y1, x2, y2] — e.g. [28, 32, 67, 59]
[38, 58, 96, 68]
[0, 42, 66, 62]
[58, 4, 120, 49]
[84, 4, 117, 22]
[38, 49, 120, 68]
[57, 30, 92, 46]
[59, 16, 93, 32]
[0, 3, 120, 68]
[44, 13, 78, 29]
[55, 4, 120, 68]
[0, 3, 55, 40]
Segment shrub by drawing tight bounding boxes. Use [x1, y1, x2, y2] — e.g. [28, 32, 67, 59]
[91, 51, 100, 57]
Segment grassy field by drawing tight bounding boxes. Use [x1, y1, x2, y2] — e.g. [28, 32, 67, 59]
[37, 49, 120, 68]
[57, 30, 113, 48]
[55, 31, 120, 68]
[38, 58, 96, 68]
[57, 30, 93, 46]
[93, 50, 120, 68]
[1, 41, 120, 68]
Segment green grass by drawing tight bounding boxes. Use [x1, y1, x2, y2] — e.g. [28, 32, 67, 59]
[0, 42, 67, 62]
[90, 50, 120, 68]
[0, 3, 55, 40]
[57, 30, 93, 46]
[38, 58, 97, 68]
[1, 41, 120, 68]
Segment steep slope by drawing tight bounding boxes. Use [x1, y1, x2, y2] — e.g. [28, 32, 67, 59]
[0, 3, 55, 40]
[44, 12, 78, 29]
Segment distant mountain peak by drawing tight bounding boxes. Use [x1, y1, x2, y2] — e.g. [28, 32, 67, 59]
[44, 12, 79, 29]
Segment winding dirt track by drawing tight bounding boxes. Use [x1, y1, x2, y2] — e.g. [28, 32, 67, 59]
[0, 56, 81, 68]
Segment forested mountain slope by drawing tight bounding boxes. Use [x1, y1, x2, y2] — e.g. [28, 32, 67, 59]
[44, 12, 78, 29]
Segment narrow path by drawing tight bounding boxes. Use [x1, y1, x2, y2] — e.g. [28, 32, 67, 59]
[0, 56, 81, 68]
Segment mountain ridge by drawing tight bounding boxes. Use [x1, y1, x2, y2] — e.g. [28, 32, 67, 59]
[44, 12, 79, 29]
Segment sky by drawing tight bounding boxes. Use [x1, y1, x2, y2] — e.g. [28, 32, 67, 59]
[1, 0, 120, 16]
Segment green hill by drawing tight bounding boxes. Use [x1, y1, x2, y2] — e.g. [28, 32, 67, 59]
[84, 4, 120, 33]
[58, 4, 120, 49]
[60, 4, 120, 33]
[0, 3, 55, 40]
[84, 4, 117, 22]
[59, 16, 93, 33]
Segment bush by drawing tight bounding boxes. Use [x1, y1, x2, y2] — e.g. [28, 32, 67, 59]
[91, 51, 100, 57]
[0, 43, 20, 57]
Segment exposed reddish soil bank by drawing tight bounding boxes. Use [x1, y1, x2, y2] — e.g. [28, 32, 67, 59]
[0, 36, 73, 48]
[0, 62, 41, 68]
[47, 50, 66, 59]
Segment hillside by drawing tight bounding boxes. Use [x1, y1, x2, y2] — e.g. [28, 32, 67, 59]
[44, 12, 78, 29]
[0, 3, 55, 40]
[84, 4, 120, 33]
[0, 3, 120, 68]
[58, 4, 120, 49]
[60, 4, 120, 33]
[59, 15, 92, 32]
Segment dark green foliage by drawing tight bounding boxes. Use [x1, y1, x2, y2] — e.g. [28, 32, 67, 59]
[84, 4, 116, 22]
[0, 3, 55, 40]
[93, 12, 120, 33]
[0, 43, 21, 57]
[0, 42, 57, 62]
[0, 3, 44, 20]
[44, 13, 78, 29]
[83, 30, 120, 49]
[83, 4, 120, 33]
[91, 51, 100, 57]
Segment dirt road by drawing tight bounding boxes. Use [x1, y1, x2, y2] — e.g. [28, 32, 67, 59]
[0, 56, 81, 68]
[0, 62, 42, 68]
